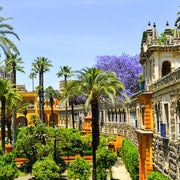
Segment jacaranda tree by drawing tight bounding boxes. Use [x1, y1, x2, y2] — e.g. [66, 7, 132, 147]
[95, 53, 142, 96]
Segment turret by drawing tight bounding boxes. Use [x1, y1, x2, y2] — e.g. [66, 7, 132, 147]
[152, 23, 158, 45]
[164, 22, 173, 44]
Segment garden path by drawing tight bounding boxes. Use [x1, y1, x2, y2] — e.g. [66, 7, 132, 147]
[14, 158, 132, 180]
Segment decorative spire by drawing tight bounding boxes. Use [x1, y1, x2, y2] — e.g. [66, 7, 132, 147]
[164, 21, 172, 35]
[147, 22, 151, 30]
[146, 22, 153, 44]
[174, 22, 179, 39]
[152, 22, 158, 42]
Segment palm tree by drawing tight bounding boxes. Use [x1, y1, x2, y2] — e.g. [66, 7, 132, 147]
[0, 7, 20, 57]
[63, 67, 124, 179]
[176, 9, 180, 29]
[0, 78, 22, 151]
[28, 71, 37, 91]
[57, 66, 74, 128]
[4, 53, 24, 148]
[5, 53, 24, 84]
[31, 57, 52, 123]
[44, 86, 59, 127]
[5, 98, 27, 143]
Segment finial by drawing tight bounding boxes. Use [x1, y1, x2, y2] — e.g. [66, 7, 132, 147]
[166, 21, 169, 26]
[148, 22, 151, 26]
[153, 23, 156, 28]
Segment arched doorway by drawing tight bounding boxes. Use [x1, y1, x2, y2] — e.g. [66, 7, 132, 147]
[17, 116, 27, 127]
[162, 61, 171, 77]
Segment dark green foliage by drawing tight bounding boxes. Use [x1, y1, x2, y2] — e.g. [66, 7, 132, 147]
[147, 171, 169, 180]
[15, 125, 92, 173]
[32, 156, 60, 180]
[96, 147, 117, 179]
[15, 124, 65, 172]
[60, 128, 92, 156]
[67, 158, 91, 180]
[121, 140, 139, 180]
[0, 152, 19, 180]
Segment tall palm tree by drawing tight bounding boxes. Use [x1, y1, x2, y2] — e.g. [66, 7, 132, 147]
[176, 9, 180, 29]
[0, 78, 22, 151]
[56, 65, 74, 128]
[63, 67, 124, 179]
[31, 57, 52, 123]
[28, 71, 37, 91]
[44, 86, 59, 127]
[0, 7, 20, 57]
[4, 53, 24, 148]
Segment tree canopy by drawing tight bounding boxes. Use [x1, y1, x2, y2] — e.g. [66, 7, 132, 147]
[95, 53, 142, 96]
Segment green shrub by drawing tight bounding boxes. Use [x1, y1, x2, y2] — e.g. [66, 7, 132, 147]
[96, 147, 117, 179]
[67, 158, 91, 180]
[32, 156, 60, 180]
[122, 140, 139, 180]
[147, 171, 169, 180]
[0, 152, 19, 180]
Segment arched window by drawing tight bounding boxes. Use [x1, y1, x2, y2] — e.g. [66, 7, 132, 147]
[162, 61, 171, 77]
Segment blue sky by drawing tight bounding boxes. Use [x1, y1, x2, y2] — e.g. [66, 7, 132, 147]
[1, 0, 179, 91]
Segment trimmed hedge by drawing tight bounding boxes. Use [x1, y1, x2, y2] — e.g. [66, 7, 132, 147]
[147, 171, 169, 180]
[121, 139, 139, 180]
[32, 157, 60, 180]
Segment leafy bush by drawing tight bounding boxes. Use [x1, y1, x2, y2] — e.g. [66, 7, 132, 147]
[147, 171, 169, 180]
[67, 158, 91, 180]
[0, 152, 19, 180]
[32, 156, 60, 180]
[122, 140, 139, 180]
[96, 147, 117, 179]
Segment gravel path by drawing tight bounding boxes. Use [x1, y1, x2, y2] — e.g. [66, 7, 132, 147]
[111, 159, 132, 180]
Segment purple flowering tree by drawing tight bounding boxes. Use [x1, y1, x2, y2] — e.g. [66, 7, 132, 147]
[95, 53, 142, 96]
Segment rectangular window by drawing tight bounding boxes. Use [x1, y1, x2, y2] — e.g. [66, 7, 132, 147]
[164, 103, 169, 136]
[155, 104, 160, 132]
[141, 107, 145, 127]
[100, 111, 104, 122]
[108, 110, 110, 122]
[112, 111, 114, 122]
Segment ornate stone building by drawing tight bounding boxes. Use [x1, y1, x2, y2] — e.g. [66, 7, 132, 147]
[138, 22, 180, 180]
[98, 22, 180, 180]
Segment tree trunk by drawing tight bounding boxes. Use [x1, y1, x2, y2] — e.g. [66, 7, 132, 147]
[65, 76, 68, 128]
[71, 101, 75, 129]
[1, 99, 6, 152]
[38, 71, 42, 122]
[91, 100, 99, 180]
[41, 68, 45, 123]
[12, 111, 17, 148]
[6, 118, 12, 143]
[50, 98, 54, 128]
[12, 63, 17, 148]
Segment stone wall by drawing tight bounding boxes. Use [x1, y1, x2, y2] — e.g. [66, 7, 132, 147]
[102, 122, 138, 147]
[153, 133, 180, 180]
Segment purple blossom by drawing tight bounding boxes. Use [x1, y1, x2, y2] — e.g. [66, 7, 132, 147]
[94, 53, 142, 96]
